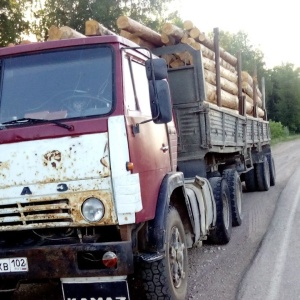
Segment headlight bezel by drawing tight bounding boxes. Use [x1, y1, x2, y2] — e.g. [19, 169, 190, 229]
[81, 197, 105, 222]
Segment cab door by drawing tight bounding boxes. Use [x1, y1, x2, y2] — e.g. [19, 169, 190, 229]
[122, 52, 172, 222]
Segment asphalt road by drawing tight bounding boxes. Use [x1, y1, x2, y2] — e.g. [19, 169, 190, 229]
[10, 139, 300, 300]
[187, 139, 300, 300]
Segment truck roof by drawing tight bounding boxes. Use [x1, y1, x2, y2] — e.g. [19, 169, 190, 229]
[0, 35, 136, 57]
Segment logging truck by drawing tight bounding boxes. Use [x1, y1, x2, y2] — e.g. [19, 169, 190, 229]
[0, 22, 275, 300]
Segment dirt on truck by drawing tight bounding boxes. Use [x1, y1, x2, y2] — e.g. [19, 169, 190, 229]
[0, 18, 275, 300]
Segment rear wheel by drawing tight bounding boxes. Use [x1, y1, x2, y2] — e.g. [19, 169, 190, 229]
[222, 169, 242, 226]
[141, 206, 188, 300]
[256, 156, 270, 191]
[267, 154, 276, 186]
[244, 168, 257, 192]
[208, 177, 232, 244]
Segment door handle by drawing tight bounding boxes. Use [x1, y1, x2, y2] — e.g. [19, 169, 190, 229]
[161, 144, 169, 152]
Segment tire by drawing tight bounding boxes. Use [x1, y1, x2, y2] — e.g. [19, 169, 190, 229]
[222, 169, 243, 227]
[267, 154, 276, 186]
[208, 177, 232, 244]
[244, 168, 257, 192]
[141, 206, 188, 300]
[256, 156, 270, 191]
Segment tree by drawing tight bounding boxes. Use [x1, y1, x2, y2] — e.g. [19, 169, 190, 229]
[31, 0, 181, 40]
[267, 64, 300, 132]
[0, 0, 30, 46]
[218, 30, 266, 83]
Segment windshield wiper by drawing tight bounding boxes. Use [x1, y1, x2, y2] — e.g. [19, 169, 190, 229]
[2, 118, 74, 131]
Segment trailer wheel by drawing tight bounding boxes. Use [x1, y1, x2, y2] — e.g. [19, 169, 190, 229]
[222, 169, 242, 226]
[208, 177, 232, 244]
[141, 206, 188, 300]
[256, 156, 270, 191]
[244, 168, 257, 192]
[267, 154, 276, 186]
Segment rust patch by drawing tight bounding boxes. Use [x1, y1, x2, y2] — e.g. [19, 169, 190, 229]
[43, 150, 62, 168]
[0, 161, 10, 171]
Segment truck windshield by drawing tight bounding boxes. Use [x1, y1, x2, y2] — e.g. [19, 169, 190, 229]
[0, 45, 114, 124]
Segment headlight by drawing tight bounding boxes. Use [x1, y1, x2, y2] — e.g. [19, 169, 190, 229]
[81, 198, 105, 222]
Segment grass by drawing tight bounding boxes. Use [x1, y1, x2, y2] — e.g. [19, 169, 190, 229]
[270, 134, 300, 146]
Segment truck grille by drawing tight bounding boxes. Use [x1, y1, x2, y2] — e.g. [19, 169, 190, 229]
[0, 199, 72, 230]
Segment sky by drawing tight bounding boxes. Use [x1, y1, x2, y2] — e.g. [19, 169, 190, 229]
[176, 0, 300, 69]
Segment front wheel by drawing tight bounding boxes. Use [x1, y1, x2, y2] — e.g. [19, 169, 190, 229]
[141, 206, 188, 300]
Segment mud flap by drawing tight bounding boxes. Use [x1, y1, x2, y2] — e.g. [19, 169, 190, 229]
[61, 276, 130, 300]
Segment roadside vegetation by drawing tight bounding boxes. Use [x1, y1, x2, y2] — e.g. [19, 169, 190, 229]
[1, 0, 300, 137]
[269, 120, 300, 145]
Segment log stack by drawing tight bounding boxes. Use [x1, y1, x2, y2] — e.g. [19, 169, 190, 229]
[42, 17, 264, 119]
[157, 19, 264, 118]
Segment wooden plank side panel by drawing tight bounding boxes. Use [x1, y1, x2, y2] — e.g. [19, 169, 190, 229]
[209, 107, 245, 147]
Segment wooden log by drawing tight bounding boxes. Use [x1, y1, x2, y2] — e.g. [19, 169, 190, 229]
[177, 51, 193, 65]
[189, 27, 201, 39]
[119, 30, 155, 49]
[204, 69, 238, 95]
[200, 45, 215, 60]
[183, 20, 194, 31]
[219, 48, 237, 67]
[220, 58, 236, 73]
[205, 82, 238, 109]
[162, 23, 185, 41]
[245, 101, 253, 115]
[207, 102, 239, 115]
[181, 33, 193, 44]
[256, 86, 262, 99]
[85, 20, 116, 36]
[241, 71, 253, 87]
[170, 58, 185, 68]
[198, 35, 237, 67]
[257, 95, 263, 108]
[202, 57, 238, 83]
[257, 106, 265, 118]
[161, 33, 176, 45]
[47, 25, 86, 41]
[242, 81, 254, 98]
[117, 16, 163, 46]
[161, 54, 177, 65]
[243, 93, 253, 105]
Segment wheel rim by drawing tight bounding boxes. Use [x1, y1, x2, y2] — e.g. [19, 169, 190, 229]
[169, 226, 186, 288]
[222, 192, 230, 229]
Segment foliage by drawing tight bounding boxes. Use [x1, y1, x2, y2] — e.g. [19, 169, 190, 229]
[218, 30, 266, 86]
[267, 64, 300, 133]
[0, 0, 31, 46]
[30, 0, 181, 40]
[269, 120, 289, 139]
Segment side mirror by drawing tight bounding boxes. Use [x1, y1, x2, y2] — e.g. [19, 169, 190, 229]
[149, 79, 172, 124]
[145, 58, 168, 80]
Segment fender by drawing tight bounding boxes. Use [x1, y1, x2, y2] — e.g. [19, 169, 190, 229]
[146, 171, 188, 252]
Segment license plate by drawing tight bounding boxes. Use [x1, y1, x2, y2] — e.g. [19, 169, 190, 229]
[62, 280, 130, 300]
[0, 257, 28, 273]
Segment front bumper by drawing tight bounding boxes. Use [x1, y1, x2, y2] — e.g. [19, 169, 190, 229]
[0, 241, 133, 282]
